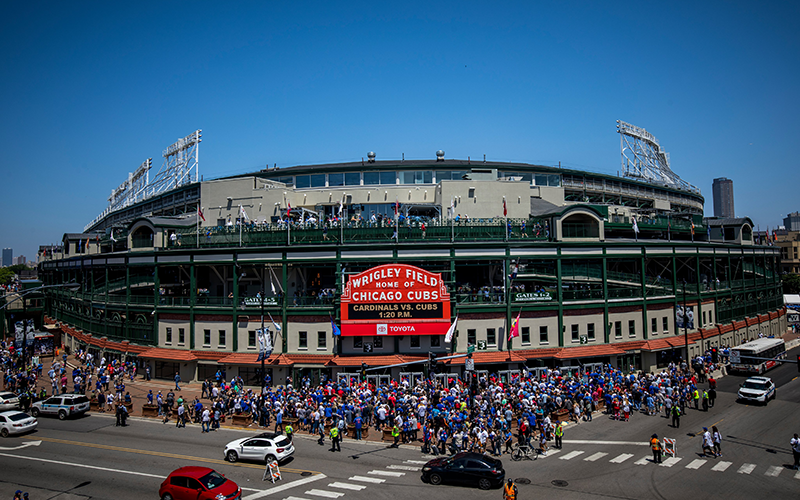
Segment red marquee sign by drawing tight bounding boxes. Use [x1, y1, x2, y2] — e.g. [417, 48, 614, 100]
[340, 264, 451, 336]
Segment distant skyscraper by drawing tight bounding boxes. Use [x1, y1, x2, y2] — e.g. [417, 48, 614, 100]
[2, 248, 11, 267]
[712, 177, 735, 218]
[785, 212, 800, 231]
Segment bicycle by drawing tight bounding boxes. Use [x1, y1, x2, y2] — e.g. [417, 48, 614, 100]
[511, 443, 538, 461]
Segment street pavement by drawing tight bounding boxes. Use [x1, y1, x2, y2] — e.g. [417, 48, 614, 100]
[2, 347, 799, 499]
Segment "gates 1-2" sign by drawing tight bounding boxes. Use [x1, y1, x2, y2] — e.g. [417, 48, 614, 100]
[340, 264, 451, 336]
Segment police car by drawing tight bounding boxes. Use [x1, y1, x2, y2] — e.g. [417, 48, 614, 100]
[737, 376, 776, 405]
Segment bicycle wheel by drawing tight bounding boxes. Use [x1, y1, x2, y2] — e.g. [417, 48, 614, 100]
[511, 445, 523, 461]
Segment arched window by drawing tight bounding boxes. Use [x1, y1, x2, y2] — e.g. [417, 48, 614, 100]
[130, 226, 155, 248]
[561, 213, 600, 238]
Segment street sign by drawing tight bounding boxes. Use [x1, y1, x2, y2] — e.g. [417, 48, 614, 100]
[477, 340, 487, 350]
[363, 343, 373, 353]
[467, 344, 475, 354]
[579, 335, 588, 345]
[729, 350, 740, 364]
[465, 358, 475, 371]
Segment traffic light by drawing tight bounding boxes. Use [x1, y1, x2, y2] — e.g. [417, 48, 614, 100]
[428, 352, 438, 374]
[361, 362, 368, 379]
[797, 355, 800, 373]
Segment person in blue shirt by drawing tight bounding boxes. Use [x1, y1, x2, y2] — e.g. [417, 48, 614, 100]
[147, 390, 154, 404]
[353, 414, 363, 440]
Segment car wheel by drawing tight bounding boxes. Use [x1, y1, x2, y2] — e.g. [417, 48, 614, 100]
[478, 478, 492, 490]
[31, 408, 40, 417]
[1, 428, 9, 438]
[58, 410, 67, 420]
[227, 450, 238, 463]
[266, 454, 277, 463]
[161, 494, 174, 500]
[429, 473, 442, 486]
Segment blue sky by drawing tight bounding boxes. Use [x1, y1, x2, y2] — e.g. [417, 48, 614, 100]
[1, 1, 798, 260]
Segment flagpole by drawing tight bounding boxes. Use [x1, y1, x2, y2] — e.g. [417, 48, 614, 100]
[450, 197, 454, 243]
[503, 196, 508, 242]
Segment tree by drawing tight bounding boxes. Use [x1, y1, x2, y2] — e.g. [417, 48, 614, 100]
[0, 268, 14, 286]
[782, 273, 800, 295]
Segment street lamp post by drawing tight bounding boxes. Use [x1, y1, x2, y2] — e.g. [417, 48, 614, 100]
[683, 279, 689, 367]
[260, 289, 266, 396]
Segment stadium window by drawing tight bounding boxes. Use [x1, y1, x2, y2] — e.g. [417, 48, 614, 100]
[373, 336, 383, 349]
[165, 327, 172, 344]
[310, 174, 326, 188]
[663, 317, 669, 333]
[431, 336, 440, 347]
[295, 175, 310, 188]
[410, 336, 420, 348]
[380, 171, 396, 185]
[317, 331, 326, 350]
[353, 336, 363, 349]
[615, 321, 622, 338]
[571, 324, 579, 343]
[218, 330, 226, 347]
[487, 328, 496, 346]
[587, 323, 595, 341]
[521, 326, 530, 344]
[467, 329, 477, 346]
[248, 330, 256, 348]
[204, 329, 211, 346]
[328, 173, 344, 186]
[298, 331, 308, 349]
[363, 172, 380, 185]
[178, 328, 185, 345]
[651, 318, 658, 335]
[628, 320, 636, 338]
[345, 172, 361, 185]
[703, 311, 707, 325]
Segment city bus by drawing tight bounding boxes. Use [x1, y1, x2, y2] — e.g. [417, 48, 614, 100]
[728, 338, 786, 374]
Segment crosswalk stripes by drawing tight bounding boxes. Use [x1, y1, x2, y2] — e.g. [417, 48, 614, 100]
[283, 497, 309, 500]
[610, 453, 634, 463]
[349, 476, 385, 484]
[304, 490, 345, 499]
[737, 464, 756, 475]
[368, 470, 405, 477]
[328, 483, 366, 491]
[386, 464, 420, 471]
[764, 466, 782, 477]
[685, 459, 706, 470]
[634, 456, 651, 466]
[584, 452, 608, 462]
[659, 457, 681, 468]
[559, 451, 585, 460]
[403, 460, 428, 465]
[711, 461, 732, 472]
[537, 448, 561, 459]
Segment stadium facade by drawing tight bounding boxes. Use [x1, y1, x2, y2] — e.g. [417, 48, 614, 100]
[32, 142, 785, 386]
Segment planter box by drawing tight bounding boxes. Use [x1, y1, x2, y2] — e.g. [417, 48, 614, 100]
[90, 400, 100, 412]
[382, 429, 395, 441]
[553, 409, 570, 422]
[141, 404, 159, 417]
[232, 413, 252, 427]
[347, 425, 368, 439]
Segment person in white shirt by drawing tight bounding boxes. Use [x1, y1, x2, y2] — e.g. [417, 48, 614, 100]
[791, 433, 800, 470]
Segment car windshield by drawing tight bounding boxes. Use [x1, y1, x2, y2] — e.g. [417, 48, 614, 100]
[198, 470, 227, 490]
[8, 413, 29, 422]
[742, 381, 768, 390]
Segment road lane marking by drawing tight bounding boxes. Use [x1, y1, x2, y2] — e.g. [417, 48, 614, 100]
[0, 440, 41, 451]
[404, 460, 428, 464]
[764, 466, 782, 477]
[711, 461, 732, 472]
[538, 449, 561, 458]
[634, 456, 650, 466]
[685, 459, 706, 469]
[283, 497, 309, 500]
[386, 464, 420, 471]
[0, 451, 164, 479]
[242, 474, 327, 500]
[609, 453, 634, 463]
[660, 457, 682, 468]
[368, 470, 404, 477]
[304, 489, 344, 498]
[584, 452, 608, 462]
[737, 464, 756, 474]
[349, 476, 384, 483]
[563, 440, 648, 446]
[559, 451, 585, 460]
[328, 482, 366, 491]
[34, 436, 318, 475]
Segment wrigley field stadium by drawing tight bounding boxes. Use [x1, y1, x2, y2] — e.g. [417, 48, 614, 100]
[22, 122, 786, 387]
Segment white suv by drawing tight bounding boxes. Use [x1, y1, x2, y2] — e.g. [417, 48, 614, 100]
[224, 432, 294, 463]
[31, 394, 91, 419]
[737, 376, 776, 405]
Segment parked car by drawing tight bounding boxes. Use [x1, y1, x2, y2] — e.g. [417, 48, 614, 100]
[737, 376, 776, 404]
[0, 392, 20, 411]
[421, 452, 505, 490]
[224, 432, 294, 463]
[159, 466, 241, 500]
[0, 410, 38, 437]
[30, 394, 91, 420]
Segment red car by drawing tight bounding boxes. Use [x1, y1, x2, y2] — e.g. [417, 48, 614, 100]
[159, 466, 241, 500]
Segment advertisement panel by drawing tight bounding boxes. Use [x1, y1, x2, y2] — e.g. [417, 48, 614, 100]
[340, 264, 451, 336]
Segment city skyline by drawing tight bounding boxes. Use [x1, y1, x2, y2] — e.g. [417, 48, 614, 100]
[1, 1, 799, 259]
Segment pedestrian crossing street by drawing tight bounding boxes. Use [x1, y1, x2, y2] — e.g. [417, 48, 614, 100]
[262, 460, 427, 500]
[537, 447, 800, 479]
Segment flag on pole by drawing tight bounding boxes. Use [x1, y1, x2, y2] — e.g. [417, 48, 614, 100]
[444, 315, 458, 343]
[239, 205, 249, 221]
[503, 198, 507, 217]
[330, 315, 341, 336]
[110, 230, 117, 243]
[632, 216, 639, 234]
[393, 198, 399, 215]
[338, 199, 343, 217]
[286, 201, 291, 216]
[197, 206, 205, 222]
[508, 310, 521, 341]
[691, 222, 695, 236]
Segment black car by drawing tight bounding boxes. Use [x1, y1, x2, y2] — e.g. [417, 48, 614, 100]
[421, 452, 505, 490]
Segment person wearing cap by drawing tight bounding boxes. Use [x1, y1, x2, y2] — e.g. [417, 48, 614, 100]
[650, 433, 662, 463]
[503, 478, 518, 500]
[13, 490, 22, 500]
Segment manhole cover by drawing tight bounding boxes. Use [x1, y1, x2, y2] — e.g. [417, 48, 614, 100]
[515, 478, 531, 485]
[301, 472, 313, 477]
[551, 480, 569, 487]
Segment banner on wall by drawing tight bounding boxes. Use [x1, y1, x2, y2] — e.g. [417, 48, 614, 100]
[340, 264, 451, 336]
[675, 305, 695, 329]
